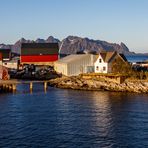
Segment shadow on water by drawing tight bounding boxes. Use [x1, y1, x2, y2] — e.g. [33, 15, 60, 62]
[0, 84, 148, 147]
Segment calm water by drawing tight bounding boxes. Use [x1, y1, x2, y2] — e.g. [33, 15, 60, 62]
[0, 84, 148, 148]
[126, 55, 148, 63]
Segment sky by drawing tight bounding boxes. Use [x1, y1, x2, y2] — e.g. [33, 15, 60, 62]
[0, 0, 148, 53]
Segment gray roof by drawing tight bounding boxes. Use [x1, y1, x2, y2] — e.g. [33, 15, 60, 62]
[21, 43, 59, 55]
[100, 51, 127, 63]
[100, 51, 116, 62]
[118, 53, 128, 62]
[55, 54, 98, 64]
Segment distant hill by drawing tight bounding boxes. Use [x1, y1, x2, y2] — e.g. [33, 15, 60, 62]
[9, 36, 60, 54]
[0, 36, 136, 55]
[59, 36, 134, 55]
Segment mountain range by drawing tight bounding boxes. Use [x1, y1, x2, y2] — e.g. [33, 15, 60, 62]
[0, 36, 136, 55]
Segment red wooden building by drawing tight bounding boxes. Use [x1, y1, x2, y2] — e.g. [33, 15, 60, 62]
[21, 43, 59, 65]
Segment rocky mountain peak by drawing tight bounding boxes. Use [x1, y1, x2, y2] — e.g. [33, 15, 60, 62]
[0, 36, 134, 55]
[120, 42, 129, 52]
[19, 38, 26, 43]
[0, 44, 11, 49]
[36, 38, 46, 43]
[46, 36, 60, 43]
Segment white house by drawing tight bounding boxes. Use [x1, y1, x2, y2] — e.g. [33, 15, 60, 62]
[94, 51, 127, 73]
[54, 54, 98, 76]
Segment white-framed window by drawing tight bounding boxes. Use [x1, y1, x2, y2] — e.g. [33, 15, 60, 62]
[103, 66, 106, 71]
[96, 66, 99, 71]
[99, 59, 102, 63]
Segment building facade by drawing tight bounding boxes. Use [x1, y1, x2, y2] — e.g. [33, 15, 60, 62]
[94, 51, 127, 73]
[21, 43, 59, 65]
[54, 54, 98, 76]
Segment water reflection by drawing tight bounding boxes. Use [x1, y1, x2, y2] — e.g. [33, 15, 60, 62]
[0, 86, 148, 147]
[55, 90, 148, 147]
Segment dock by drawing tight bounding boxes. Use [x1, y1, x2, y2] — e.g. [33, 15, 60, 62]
[0, 80, 49, 93]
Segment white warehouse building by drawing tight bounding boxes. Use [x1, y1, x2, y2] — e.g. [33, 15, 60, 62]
[54, 54, 98, 76]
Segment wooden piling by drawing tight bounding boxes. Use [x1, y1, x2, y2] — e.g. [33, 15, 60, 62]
[2, 84, 6, 90]
[30, 82, 33, 92]
[12, 84, 16, 92]
[44, 82, 47, 92]
[8, 85, 12, 91]
[0, 80, 50, 93]
[6, 85, 8, 90]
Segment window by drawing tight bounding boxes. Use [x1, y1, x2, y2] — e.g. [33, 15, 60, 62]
[103, 66, 106, 71]
[96, 66, 99, 71]
[99, 59, 102, 63]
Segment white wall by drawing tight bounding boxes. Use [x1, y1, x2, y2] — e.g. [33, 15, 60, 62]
[54, 54, 96, 76]
[67, 55, 94, 76]
[54, 63, 67, 76]
[94, 55, 108, 73]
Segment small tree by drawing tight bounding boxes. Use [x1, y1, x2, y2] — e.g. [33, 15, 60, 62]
[145, 72, 148, 79]
[111, 57, 132, 75]
[139, 71, 144, 80]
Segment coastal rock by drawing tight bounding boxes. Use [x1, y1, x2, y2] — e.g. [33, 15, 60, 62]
[48, 76, 148, 93]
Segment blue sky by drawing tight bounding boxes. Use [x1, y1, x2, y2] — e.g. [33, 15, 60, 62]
[0, 0, 148, 53]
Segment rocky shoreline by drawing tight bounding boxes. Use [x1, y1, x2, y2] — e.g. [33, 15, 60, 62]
[48, 76, 148, 93]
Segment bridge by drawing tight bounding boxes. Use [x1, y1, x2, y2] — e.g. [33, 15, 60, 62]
[0, 80, 49, 93]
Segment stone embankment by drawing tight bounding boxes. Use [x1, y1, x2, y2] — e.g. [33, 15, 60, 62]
[48, 76, 148, 93]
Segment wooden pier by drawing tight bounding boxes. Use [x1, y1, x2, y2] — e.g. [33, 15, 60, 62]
[0, 80, 48, 93]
